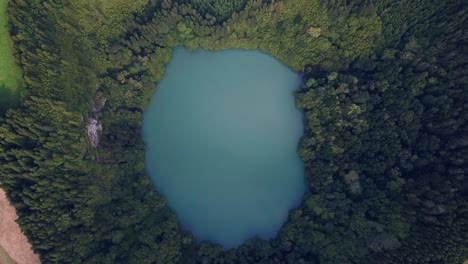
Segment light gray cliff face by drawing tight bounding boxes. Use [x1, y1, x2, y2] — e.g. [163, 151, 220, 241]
[87, 118, 102, 147]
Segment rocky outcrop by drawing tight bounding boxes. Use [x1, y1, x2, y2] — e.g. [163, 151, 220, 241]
[87, 118, 102, 148]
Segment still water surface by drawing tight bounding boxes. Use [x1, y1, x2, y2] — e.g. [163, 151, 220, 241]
[143, 47, 304, 249]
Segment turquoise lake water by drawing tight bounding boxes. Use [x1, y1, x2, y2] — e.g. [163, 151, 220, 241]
[143, 47, 305, 249]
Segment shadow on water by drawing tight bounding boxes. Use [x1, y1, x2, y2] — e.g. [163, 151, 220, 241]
[0, 84, 21, 114]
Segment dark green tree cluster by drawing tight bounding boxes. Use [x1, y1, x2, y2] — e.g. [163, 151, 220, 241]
[1, 1, 187, 263]
[179, 0, 248, 23]
[125, 0, 382, 70]
[0, 0, 466, 263]
[0, 84, 20, 113]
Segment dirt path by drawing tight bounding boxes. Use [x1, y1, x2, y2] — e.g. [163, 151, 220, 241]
[0, 188, 40, 264]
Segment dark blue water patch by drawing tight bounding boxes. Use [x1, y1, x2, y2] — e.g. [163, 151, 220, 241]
[143, 47, 305, 249]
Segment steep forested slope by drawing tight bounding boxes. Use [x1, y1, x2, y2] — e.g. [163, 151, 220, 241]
[0, 0, 466, 263]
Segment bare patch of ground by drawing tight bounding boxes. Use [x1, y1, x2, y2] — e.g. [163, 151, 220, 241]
[0, 188, 40, 264]
[0, 244, 15, 264]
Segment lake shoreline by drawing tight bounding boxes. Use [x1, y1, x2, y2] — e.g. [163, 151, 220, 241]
[143, 47, 305, 249]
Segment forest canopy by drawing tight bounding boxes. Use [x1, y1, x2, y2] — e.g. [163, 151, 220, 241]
[0, 0, 466, 264]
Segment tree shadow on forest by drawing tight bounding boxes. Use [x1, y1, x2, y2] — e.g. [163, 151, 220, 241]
[0, 84, 20, 114]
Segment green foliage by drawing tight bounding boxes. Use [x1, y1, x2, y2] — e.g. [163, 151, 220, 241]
[0, 0, 466, 263]
[66, 0, 149, 43]
[0, 0, 22, 113]
[127, 0, 383, 70]
[0, 84, 20, 113]
[185, 0, 248, 23]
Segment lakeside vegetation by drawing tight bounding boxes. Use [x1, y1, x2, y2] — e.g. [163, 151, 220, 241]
[0, 0, 466, 263]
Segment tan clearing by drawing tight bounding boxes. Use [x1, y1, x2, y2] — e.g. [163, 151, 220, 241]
[0, 244, 15, 264]
[0, 188, 40, 264]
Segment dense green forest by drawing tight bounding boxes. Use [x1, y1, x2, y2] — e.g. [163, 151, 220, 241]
[0, 0, 466, 263]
